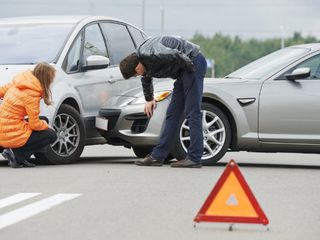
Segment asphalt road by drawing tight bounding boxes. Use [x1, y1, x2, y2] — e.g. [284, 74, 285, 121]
[0, 145, 320, 240]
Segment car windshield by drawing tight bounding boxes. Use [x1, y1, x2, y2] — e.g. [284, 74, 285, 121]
[0, 23, 74, 64]
[226, 47, 310, 80]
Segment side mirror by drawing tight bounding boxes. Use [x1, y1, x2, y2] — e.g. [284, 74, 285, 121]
[285, 67, 311, 80]
[83, 55, 110, 71]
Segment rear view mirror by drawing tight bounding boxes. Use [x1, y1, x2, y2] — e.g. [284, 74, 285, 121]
[83, 55, 110, 71]
[285, 67, 311, 80]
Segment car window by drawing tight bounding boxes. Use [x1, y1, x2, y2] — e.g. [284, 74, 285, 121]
[82, 24, 108, 66]
[0, 23, 74, 64]
[100, 22, 136, 65]
[226, 47, 310, 80]
[127, 25, 146, 48]
[65, 32, 82, 73]
[293, 54, 320, 80]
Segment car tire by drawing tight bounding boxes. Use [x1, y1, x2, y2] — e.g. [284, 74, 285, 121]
[34, 104, 86, 164]
[171, 103, 231, 165]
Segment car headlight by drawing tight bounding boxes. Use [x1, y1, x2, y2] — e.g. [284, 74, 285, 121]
[155, 91, 171, 102]
[130, 90, 172, 105]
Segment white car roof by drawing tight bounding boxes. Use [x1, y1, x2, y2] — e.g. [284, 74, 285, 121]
[290, 43, 320, 52]
[0, 15, 129, 26]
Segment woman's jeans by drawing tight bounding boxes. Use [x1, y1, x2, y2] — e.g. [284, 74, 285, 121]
[152, 53, 207, 163]
[12, 118, 57, 163]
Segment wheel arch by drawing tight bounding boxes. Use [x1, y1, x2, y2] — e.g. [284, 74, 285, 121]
[202, 97, 238, 150]
[61, 97, 81, 113]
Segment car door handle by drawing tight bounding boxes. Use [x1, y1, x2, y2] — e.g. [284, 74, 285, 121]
[237, 98, 256, 106]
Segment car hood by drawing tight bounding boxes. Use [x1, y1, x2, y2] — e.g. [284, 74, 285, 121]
[204, 77, 249, 85]
[0, 65, 36, 84]
[116, 77, 249, 98]
[119, 78, 174, 98]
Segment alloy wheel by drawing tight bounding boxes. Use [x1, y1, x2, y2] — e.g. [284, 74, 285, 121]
[179, 110, 226, 160]
[51, 113, 80, 157]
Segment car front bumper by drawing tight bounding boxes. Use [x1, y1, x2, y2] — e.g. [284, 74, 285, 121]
[96, 99, 170, 147]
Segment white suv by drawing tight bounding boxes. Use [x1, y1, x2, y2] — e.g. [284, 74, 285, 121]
[0, 15, 147, 164]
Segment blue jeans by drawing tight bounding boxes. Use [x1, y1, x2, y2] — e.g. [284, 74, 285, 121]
[152, 53, 207, 163]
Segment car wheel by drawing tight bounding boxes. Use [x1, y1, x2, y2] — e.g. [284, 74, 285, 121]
[171, 103, 231, 165]
[34, 104, 86, 164]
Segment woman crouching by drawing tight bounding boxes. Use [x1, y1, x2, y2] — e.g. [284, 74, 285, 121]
[0, 62, 57, 168]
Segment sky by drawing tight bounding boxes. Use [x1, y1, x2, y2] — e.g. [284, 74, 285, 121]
[1, 0, 320, 39]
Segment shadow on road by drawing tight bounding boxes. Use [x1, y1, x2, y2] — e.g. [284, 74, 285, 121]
[0, 156, 135, 167]
[78, 158, 320, 170]
[78, 156, 135, 164]
[1, 157, 320, 170]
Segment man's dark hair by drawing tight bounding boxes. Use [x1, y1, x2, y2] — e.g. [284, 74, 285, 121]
[119, 53, 140, 79]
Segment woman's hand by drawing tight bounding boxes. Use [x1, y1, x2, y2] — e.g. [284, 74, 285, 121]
[144, 99, 157, 118]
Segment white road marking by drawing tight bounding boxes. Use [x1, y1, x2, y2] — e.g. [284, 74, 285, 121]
[0, 193, 41, 210]
[0, 193, 81, 229]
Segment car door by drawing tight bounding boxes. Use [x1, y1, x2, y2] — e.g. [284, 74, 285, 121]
[65, 23, 115, 118]
[259, 53, 320, 144]
[100, 22, 143, 96]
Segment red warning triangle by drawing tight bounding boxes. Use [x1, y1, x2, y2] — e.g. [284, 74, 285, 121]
[194, 159, 269, 225]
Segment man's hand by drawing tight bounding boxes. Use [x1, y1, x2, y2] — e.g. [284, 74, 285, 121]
[144, 99, 157, 118]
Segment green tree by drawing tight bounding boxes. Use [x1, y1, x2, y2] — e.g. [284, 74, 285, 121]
[190, 32, 319, 77]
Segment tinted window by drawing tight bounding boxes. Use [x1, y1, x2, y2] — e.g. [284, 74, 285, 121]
[65, 32, 82, 73]
[82, 24, 108, 66]
[101, 23, 135, 65]
[293, 54, 320, 79]
[0, 23, 74, 64]
[128, 25, 146, 47]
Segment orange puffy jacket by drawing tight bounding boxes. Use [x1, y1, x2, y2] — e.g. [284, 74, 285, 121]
[0, 70, 48, 148]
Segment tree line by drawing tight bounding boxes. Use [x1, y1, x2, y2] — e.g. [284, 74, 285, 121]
[190, 32, 319, 77]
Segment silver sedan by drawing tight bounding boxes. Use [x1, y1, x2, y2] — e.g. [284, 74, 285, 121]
[96, 43, 320, 165]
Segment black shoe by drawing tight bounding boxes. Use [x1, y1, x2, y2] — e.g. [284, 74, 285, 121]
[2, 149, 23, 168]
[20, 160, 36, 168]
[135, 154, 163, 166]
[171, 158, 202, 168]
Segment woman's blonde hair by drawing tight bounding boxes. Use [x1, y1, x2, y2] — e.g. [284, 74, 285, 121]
[32, 62, 56, 105]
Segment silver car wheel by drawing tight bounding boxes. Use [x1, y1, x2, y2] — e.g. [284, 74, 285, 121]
[179, 110, 226, 160]
[52, 113, 80, 157]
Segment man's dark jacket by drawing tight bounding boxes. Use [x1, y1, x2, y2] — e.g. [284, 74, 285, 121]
[136, 36, 200, 101]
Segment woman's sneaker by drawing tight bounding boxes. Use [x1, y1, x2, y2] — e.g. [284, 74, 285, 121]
[20, 160, 36, 168]
[1, 149, 22, 168]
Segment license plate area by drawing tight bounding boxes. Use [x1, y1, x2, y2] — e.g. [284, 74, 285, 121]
[95, 117, 109, 131]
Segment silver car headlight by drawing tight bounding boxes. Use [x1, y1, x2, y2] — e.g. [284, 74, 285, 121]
[130, 90, 172, 105]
